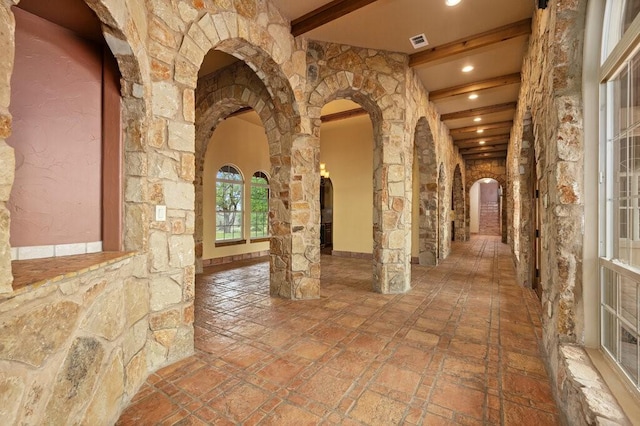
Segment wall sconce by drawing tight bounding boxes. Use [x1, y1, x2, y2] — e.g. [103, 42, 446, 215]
[320, 163, 330, 179]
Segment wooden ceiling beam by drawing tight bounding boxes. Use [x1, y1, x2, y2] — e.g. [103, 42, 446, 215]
[450, 120, 513, 135]
[409, 18, 532, 67]
[454, 134, 510, 148]
[459, 144, 508, 155]
[463, 152, 508, 160]
[291, 0, 379, 36]
[429, 73, 521, 101]
[321, 107, 368, 123]
[440, 102, 517, 121]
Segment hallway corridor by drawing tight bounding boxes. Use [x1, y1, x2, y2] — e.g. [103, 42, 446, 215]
[117, 236, 560, 425]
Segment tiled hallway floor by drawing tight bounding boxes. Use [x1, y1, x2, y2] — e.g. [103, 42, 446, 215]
[117, 236, 561, 425]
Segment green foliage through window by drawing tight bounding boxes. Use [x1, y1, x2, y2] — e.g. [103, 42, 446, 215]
[251, 171, 269, 239]
[216, 165, 243, 241]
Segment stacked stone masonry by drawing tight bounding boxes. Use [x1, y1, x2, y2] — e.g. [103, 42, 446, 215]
[507, 2, 631, 425]
[0, 0, 625, 423]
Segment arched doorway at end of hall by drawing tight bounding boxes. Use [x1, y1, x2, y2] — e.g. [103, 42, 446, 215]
[469, 178, 502, 236]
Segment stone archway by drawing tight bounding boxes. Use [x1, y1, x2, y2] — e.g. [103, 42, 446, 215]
[195, 60, 291, 298]
[453, 164, 465, 241]
[414, 117, 439, 265]
[168, 6, 308, 299]
[465, 165, 508, 243]
[306, 41, 411, 294]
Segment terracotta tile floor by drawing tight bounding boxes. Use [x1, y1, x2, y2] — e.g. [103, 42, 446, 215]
[118, 235, 561, 425]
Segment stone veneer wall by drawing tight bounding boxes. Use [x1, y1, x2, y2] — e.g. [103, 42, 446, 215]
[508, 3, 629, 424]
[465, 159, 507, 243]
[453, 165, 465, 242]
[0, 255, 151, 424]
[0, 0, 467, 421]
[405, 67, 466, 266]
[0, 1, 15, 295]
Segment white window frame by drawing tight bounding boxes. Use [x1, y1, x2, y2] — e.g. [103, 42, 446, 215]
[600, 0, 640, 392]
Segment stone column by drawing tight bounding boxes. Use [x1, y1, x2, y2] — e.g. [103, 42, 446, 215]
[287, 133, 321, 299]
[373, 120, 411, 293]
[0, 3, 15, 294]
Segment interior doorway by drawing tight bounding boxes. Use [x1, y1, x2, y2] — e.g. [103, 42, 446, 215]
[470, 178, 502, 236]
[320, 176, 334, 253]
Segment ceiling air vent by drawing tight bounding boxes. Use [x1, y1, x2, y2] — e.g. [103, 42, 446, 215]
[410, 33, 428, 49]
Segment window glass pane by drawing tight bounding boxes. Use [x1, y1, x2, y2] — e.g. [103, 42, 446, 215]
[620, 276, 638, 326]
[620, 324, 639, 383]
[611, 67, 629, 137]
[251, 171, 268, 185]
[624, 0, 640, 34]
[216, 165, 243, 241]
[603, 308, 618, 358]
[250, 171, 269, 239]
[603, 268, 618, 309]
[604, 1, 640, 61]
[631, 55, 640, 129]
[217, 165, 242, 180]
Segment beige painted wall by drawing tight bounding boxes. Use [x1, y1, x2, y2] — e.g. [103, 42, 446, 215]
[470, 181, 480, 233]
[203, 114, 270, 259]
[320, 115, 374, 254]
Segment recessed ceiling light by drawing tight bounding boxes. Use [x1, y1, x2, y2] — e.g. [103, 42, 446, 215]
[446, 0, 462, 6]
[479, 140, 486, 145]
[462, 65, 474, 73]
[473, 117, 481, 122]
[468, 93, 478, 100]
[477, 129, 484, 134]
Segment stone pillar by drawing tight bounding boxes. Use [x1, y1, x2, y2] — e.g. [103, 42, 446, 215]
[287, 133, 320, 299]
[0, 3, 15, 294]
[373, 120, 411, 293]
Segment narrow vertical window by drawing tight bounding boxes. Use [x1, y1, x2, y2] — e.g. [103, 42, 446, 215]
[215, 165, 243, 242]
[250, 171, 269, 239]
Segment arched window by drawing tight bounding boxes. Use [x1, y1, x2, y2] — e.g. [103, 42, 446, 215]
[216, 165, 243, 242]
[250, 171, 269, 239]
[600, 1, 640, 391]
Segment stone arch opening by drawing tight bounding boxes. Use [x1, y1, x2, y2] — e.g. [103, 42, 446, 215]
[306, 43, 410, 294]
[195, 48, 298, 298]
[413, 117, 438, 265]
[453, 164, 465, 242]
[469, 178, 502, 236]
[315, 95, 381, 290]
[465, 167, 507, 242]
[319, 100, 373, 261]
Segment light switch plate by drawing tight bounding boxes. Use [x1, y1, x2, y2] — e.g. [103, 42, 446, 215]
[155, 205, 167, 221]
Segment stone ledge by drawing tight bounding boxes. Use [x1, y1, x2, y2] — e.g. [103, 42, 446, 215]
[558, 344, 631, 425]
[6, 251, 137, 296]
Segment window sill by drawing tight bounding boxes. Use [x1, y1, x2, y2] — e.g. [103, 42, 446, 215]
[250, 237, 270, 243]
[8, 251, 136, 295]
[586, 347, 640, 422]
[215, 239, 246, 248]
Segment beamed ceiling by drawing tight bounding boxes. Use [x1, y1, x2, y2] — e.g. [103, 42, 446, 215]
[270, 0, 534, 162]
